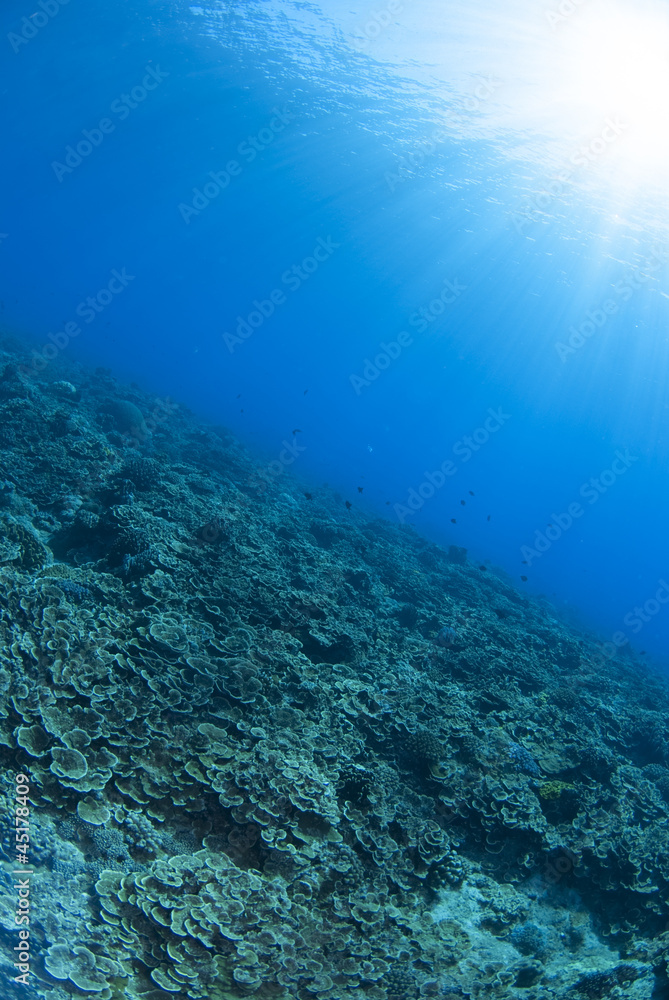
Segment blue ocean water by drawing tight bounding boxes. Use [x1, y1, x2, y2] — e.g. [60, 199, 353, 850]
[7, 5, 669, 996]
[2, 0, 669, 666]
[0, 0, 669, 672]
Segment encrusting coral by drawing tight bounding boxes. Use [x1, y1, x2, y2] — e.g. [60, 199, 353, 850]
[0, 337, 668, 1000]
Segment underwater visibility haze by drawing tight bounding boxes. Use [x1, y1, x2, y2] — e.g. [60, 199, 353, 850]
[2, 0, 669, 997]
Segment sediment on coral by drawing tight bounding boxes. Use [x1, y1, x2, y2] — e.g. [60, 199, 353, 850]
[0, 336, 668, 1000]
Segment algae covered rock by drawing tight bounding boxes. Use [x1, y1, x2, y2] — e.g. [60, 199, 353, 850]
[98, 398, 150, 440]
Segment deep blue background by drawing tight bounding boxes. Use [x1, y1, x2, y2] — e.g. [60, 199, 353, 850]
[2, 0, 669, 665]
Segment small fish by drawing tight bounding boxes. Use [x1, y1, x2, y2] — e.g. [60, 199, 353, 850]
[345, 501, 352, 510]
[357, 486, 363, 493]
[292, 428, 302, 435]
[460, 500, 466, 506]
[236, 394, 241, 398]
[520, 575, 528, 582]
[304, 492, 312, 500]
[304, 389, 309, 395]
[521, 560, 528, 565]
[487, 515, 491, 521]
[450, 518, 457, 524]
[385, 501, 391, 505]
[479, 565, 487, 571]
[469, 491, 474, 496]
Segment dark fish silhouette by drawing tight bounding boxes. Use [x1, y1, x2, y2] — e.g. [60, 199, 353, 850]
[357, 487, 363, 493]
[304, 492, 312, 499]
[520, 575, 528, 582]
[450, 518, 456, 524]
[345, 501, 352, 510]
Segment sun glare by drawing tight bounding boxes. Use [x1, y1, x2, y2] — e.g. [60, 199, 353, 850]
[557, 1, 669, 181]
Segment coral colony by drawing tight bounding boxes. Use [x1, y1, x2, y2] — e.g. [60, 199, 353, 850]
[1, 342, 668, 998]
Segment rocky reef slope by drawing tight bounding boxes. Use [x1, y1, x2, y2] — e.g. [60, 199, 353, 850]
[0, 337, 668, 1000]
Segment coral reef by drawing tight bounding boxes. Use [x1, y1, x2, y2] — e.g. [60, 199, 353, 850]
[0, 336, 668, 999]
